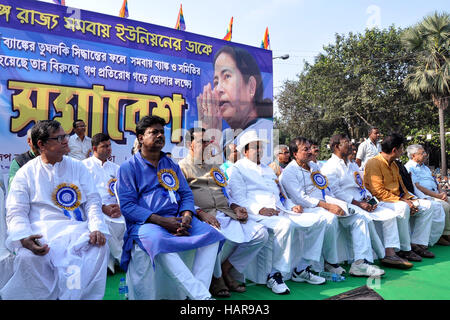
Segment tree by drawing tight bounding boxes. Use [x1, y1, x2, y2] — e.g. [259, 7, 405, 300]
[277, 26, 436, 147]
[402, 11, 450, 175]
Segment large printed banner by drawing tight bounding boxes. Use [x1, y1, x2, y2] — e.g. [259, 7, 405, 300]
[0, 0, 273, 180]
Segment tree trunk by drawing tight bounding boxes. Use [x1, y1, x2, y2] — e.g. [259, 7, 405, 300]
[438, 106, 447, 177]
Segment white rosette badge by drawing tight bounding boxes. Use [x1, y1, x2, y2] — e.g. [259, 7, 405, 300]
[158, 168, 179, 204]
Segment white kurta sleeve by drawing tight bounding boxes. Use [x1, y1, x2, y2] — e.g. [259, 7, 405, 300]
[228, 166, 261, 215]
[77, 162, 109, 235]
[5, 168, 33, 249]
[279, 167, 320, 208]
[356, 142, 365, 161]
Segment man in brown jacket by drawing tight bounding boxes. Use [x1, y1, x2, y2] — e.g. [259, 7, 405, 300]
[179, 128, 269, 298]
[364, 133, 436, 267]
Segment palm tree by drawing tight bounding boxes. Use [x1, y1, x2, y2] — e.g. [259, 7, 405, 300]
[402, 11, 449, 175]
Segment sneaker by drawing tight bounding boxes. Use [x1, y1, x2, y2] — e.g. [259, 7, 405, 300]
[324, 262, 346, 275]
[266, 272, 290, 294]
[349, 260, 385, 277]
[292, 266, 326, 285]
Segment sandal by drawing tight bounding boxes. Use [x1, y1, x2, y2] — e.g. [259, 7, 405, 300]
[223, 274, 246, 293]
[209, 276, 231, 298]
[411, 244, 435, 258]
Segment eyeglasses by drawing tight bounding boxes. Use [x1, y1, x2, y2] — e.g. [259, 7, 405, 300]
[279, 151, 290, 155]
[47, 134, 69, 143]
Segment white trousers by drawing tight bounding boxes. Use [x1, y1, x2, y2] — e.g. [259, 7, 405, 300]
[351, 202, 400, 252]
[382, 200, 434, 250]
[127, 242, 219, 300]
[287, 209, 329, 266]
[314, 208, 373, 264]
[213, 227, 269, 278]
[104, 216, 126, 272]
[0, 244, 108, 300]
[248, 215, 297, 274]
[413, 199, 444, 246]
[243, 212, 327, 282]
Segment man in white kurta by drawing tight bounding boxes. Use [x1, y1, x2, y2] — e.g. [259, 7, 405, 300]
[228, 130, 329, 295]
[356, 127, 382, 169]
[1, 120, 109, 300]
[179, 128, 268, 297]
[68, 120, 92, 160]
[321, 134, 412, 270]
[280, 137, 385, 277]
[82, 133, 126, 273]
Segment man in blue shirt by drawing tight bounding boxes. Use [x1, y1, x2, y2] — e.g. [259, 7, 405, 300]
[405, 144, 450, 246]
[116, 115, 224, 300]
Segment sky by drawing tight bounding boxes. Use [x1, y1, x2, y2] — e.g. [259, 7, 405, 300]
[38, 0, 449, 113]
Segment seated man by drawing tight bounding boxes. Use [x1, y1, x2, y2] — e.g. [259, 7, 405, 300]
[179, 128, 268, 298]
[321, 134, 412, 269]
[404, 144, 450, 246]
[364, 133, 436, 262]
[82, 133, 126, 272]
[395, 157, 445, 249]
[280, 137, 385, 277]
[8, 128, 40, 191]
[116, 116, 224, 300]
[220, 142, 239, 180]
[348, 142, 358, 164]
[269, 144, 290, 177]
[228, 130, 330, 295]
[309, 140, 324, 169]
[1, 120, 109, 300]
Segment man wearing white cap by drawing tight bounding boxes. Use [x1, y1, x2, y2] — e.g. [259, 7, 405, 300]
[228, 130, 330, 295]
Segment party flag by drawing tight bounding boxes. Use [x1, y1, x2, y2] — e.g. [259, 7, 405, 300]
[261, 27, 270, 50]
[175, 4, 186, 31]
[52, 0, 66, 5]
[119, 0, 129, 18]
[223, 17, 233, 41]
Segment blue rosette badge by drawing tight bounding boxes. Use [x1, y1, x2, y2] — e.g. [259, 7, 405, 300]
[354, 172, 367, 199]
[108, 178, 117, 196]
[52, 183, 83, 221]
[210, 167, 229, 199]
[158, 168, 179, 204]
[310, 171, 329, 199]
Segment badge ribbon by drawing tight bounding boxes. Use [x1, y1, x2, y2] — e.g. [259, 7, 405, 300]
[158, 169, 179, 204]
[354, 172, 367, 199]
